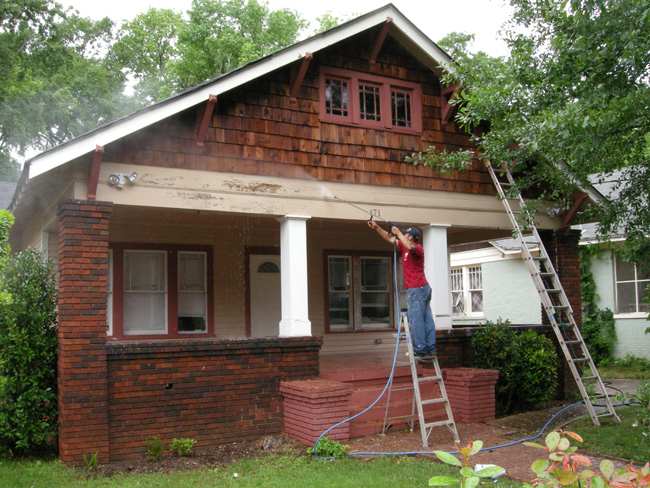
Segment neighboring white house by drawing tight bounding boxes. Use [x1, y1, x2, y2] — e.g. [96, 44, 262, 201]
[448, 236, 542, 327]
[572, 170, 649, 359]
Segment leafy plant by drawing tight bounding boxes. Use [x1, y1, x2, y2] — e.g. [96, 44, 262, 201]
[83, 452, 98, 469]
[429, 440, 505, 488]
[170, 438, 196, 457]
[524, 430, 650, 488]
[634, 380, 650, 446]
[0, 248, 58, 456]
[405, 147, 475, 178]
[580, 248, 617, 365]
[472, 319, 558, 415]
[146, 435, 165, 461]
[307, 437, 349, 458]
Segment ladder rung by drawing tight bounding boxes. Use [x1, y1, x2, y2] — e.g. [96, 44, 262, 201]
[421, 398, 447, 406]
[565, 339, 582, 345]
[417, 376, 442, 383]
[545, 289, 562, 293]
[580, 376, 598, 382]
[539, 272, 554, 277]
[596, 412, 617, 419]
[425, 420, 456, 429]
[572, 357, 590, 363]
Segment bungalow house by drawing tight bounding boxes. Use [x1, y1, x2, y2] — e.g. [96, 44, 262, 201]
[7, 4, 586, 463]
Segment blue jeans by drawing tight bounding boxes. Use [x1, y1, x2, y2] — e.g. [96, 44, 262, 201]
[406, 284, 436, 354]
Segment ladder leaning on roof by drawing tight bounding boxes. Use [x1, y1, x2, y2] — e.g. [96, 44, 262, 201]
[484, 160, 620, 426]
[382, 313, 460, 447]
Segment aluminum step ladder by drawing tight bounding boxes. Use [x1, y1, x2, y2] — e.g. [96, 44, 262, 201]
[382, 313, 460, 447]
[484, 160, 620, 426]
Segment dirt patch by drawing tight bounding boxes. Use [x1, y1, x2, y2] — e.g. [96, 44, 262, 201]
[97, 435, 306, 477]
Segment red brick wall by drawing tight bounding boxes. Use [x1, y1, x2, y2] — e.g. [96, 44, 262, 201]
[106, 337, 321, 461]
[539, 228, 582, 397]
[538, 229, 583, 327]
[57, 200, 113, 463]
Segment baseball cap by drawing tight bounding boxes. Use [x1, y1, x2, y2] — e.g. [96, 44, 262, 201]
[401, 227, 421, 241]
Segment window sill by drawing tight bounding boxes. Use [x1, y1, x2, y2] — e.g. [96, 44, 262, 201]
[613, 312, 649, 320]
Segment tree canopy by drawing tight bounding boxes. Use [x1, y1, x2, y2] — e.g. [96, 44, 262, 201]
[0, 0, 314, 181]
[439, 0, 650, 265]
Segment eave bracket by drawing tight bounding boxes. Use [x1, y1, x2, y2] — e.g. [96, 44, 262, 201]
[196, 95, 217, 146]
[290, 53, 312, 101]
[87, 145, 104, 201]
[441, 84, 461, 127]
[370, 18, 393, 64]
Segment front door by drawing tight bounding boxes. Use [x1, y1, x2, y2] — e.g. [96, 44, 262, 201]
[249, 254, 281, 337]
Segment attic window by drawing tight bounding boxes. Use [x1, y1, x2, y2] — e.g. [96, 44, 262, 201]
[319, 68, 422, 134]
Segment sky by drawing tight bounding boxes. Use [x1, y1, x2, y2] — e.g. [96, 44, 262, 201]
[60, 0, 514, 57]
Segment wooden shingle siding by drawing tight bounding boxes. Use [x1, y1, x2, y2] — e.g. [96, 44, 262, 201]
[104, 29, 493, 196]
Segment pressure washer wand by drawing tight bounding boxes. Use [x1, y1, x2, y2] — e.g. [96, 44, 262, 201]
[324, 191, 390, 224]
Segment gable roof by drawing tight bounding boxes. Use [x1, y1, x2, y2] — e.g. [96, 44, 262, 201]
[24, 3, 451, 181]
[0, 181, 17, 210]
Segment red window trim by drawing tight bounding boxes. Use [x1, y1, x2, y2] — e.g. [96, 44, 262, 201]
[319, 67, 423, 134]
[323, 249, 397, 334]
[109, 243, 214, 340]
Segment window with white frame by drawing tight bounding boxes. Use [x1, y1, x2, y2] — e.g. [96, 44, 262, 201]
[178, 251, 207, 333]
[615, 256, 649, 314]
[326, 253, 393, 331]
[451, 265, 483, 316]
[124, 250, 167, 335]
[107, 245, 212, 338]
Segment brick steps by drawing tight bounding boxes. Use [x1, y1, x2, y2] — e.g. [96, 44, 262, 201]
[282, 366, 499, 447]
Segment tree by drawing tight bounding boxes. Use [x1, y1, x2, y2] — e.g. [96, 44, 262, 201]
[0, 0, 129, 179]
[173, 0, 307, 89]
[112, 8, 184, 103]
[439, 0, 650, 266]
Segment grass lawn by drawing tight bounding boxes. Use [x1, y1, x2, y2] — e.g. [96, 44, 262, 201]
[567, 405, 649, 464]
[0, 454, 525, 488]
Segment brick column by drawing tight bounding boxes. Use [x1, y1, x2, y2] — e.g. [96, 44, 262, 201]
[443, 368, 499, 422]
[538, 228, 583, 327]
[57, 200, 113, 464]
[539, 228, 582, 398]
[280, 379, 353, 446]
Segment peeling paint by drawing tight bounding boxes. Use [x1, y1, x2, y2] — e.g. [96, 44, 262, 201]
[223, 179, 283, 194]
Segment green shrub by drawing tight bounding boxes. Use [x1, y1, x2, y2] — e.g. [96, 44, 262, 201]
[170, 438, 196, 457]
[307, 437, 349, 458]
[146, 435, 165, 461]
[634, 380, 650, 446]
[472, 319, 558, 415]
[580, 248, 617, 365]
[582, 308, 616, 365]
[0, 248, 58, 456]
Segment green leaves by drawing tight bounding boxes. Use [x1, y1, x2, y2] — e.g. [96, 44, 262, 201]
[0, 248, 58, 456]
[443, 0, 650, 267]
[434, 450, 462, 467]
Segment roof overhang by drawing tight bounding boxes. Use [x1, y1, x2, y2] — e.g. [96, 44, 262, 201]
[24, 3, 451, 181]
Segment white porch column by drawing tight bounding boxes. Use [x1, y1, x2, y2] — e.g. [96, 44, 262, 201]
[277, 215, 312, 337]
[423, 224, 452, 329]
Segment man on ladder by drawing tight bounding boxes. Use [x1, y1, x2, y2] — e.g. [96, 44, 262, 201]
[367, 220, 436, 358]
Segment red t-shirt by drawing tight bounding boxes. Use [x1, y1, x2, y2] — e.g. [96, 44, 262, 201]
[398, 241, 428, 289]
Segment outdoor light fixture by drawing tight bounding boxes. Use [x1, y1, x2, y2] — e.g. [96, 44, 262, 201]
[108, 172, 138, 188]
[546, 207, 561, 218]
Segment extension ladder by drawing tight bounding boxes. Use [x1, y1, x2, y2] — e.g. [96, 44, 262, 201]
[484, 160, 620, 426]
[382, 313, 460, 447]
